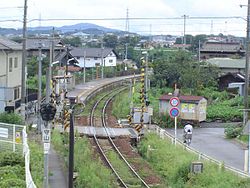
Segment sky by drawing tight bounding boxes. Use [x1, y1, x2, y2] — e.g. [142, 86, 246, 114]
[0, 0, 249, 36]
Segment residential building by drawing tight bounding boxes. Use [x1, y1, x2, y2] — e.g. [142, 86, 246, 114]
[206, 58, 246, 74]
[0, 38, 22, 112]
[26, 37, 64, 58]
[200, 41, 245, 59]
[70, 48, 117, 68]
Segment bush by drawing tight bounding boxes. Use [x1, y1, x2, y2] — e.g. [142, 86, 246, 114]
[0, 112, 24, 125]
[0, 152, 24, 167]
[0, 178, 26, 188]
[224, 125, 243, 139]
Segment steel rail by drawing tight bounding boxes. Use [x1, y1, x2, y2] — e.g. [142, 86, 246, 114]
[102, 90, 150, 188]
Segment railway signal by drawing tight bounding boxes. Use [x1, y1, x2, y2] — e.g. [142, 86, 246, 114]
[40, 103, 57, 123]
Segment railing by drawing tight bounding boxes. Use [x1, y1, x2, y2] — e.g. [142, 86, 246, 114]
[0, 123, 36, 188]
[23, 129, 37, 188]
[151, 125, 250, 178]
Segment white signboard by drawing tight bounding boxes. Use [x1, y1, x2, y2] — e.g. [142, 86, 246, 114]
[44, 143, 50, 154]
[0, 128, 8, 138]
[42, 129, 51, 143]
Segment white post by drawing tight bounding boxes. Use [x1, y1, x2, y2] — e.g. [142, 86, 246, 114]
[13, 124, 16, 152]
[174, 117, 177, 145]
[244, 149, 249, 172]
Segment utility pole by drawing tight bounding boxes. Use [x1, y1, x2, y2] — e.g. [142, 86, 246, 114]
[198, 40, 201, 62]
[247, 0, 250, 174]
[21, 0, 28, 120]
[182, 14, 188, 48]
[244, 1, 250, 127]
[241, 0, 250, 174]
[101, 41, 104, 79]
[37, 41, 42, 133]
[83, 49, 86, 83]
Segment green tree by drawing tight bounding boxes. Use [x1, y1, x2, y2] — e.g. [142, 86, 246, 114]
[103, 34, 118, 49]
[63, 37, 82, 47]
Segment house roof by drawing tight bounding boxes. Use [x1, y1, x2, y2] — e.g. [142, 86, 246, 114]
[0, 37, 22, 50]
[54, 51, 79, 64]
[159, 95, 204, 102]
[207, 58, 246, 69]
[70, 47, 115, 58]
[201, 41, 244, 52]
[26, 38, 63, 50]
[218, 72, 245, 81]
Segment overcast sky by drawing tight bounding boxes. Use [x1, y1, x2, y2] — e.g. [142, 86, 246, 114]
[0, 0, 248, 36]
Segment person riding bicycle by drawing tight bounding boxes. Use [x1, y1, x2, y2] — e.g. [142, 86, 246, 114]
[183, 123, 193, 143]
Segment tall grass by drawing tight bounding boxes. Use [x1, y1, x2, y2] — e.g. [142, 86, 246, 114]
[52, 130, 115, 187]
[138, 133, 250, 188]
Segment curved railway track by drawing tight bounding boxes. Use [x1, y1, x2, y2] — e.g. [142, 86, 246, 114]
[90, 88, 150, 188]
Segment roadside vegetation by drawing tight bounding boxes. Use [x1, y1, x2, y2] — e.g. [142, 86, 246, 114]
[138, 133, 250, 188]
[0, 152, 26, 188]
[52, 130, 116, 187]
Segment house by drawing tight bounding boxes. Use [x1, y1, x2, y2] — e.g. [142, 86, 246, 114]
[200, 41, 245, 59]
[0, 38, 22, 112]
[159, 94, 207, 122]
[26, 37, 64, 58]
[206, 58, 246, 74]
[218, 72, 245, 91]
[70, 48, 117, 68]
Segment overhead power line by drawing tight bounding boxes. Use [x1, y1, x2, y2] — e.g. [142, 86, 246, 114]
[27, 16, 247, 23]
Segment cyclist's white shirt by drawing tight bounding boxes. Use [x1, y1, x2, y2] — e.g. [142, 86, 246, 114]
[184, 124, 193, 133]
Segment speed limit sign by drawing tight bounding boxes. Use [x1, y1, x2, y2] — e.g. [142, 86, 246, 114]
[169, 97, 180, 107]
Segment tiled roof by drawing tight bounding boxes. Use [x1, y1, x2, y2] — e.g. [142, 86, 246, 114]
[159, 95, 204, 102]
[0, 37, 22, 50]
[71, 48, 114, 58]
[207, 58, 246, 69]
[26, 38, 63, 50]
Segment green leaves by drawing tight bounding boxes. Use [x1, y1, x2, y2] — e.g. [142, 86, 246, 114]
[0, 112, 24, 125]
[0, 152, 25, 188]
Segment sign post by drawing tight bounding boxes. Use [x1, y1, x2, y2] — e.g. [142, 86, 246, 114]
[169, 97, 180, 145]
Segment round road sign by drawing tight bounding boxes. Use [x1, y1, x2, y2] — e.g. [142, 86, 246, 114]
[169, 107, 180, 118]
[169, 97, 180, 107]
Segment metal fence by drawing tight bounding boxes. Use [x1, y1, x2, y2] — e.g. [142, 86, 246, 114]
[0, 123, 36, 188]
[150, 125, 250, 178]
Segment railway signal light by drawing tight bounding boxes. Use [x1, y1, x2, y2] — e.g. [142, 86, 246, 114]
[40, 103, 57, 122]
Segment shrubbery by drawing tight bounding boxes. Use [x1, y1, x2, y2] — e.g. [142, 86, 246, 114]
[0, 152, 25, 188]
[224, 124, 243, 139]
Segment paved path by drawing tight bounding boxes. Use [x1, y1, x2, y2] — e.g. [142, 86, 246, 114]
[49, 145, 67, 188]
[166, 128, 246, 171]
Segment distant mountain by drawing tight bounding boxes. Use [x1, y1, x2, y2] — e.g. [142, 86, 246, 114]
[27, 23, 123, 34]
[0, 23, 129, 36]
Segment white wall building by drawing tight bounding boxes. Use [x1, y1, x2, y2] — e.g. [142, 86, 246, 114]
[70, 48, 117, 68]
[0, 38, 22, 112]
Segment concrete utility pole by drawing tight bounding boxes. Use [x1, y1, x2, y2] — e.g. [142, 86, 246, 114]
[244, 1, 250, 126]
[21, 0, 28, 119]
[182, 14, 188, 47]
[101, 41, 104, 79]
[37, 41, 42, 133]
[242, 0, 250, 174]
[247, 0, 250, 174]
[83, 49, 86, 83]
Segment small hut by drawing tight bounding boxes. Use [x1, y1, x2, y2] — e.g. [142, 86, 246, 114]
[159, 94, 207, 123]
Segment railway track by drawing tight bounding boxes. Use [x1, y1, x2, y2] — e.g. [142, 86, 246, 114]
[90, 88, 150, 188]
